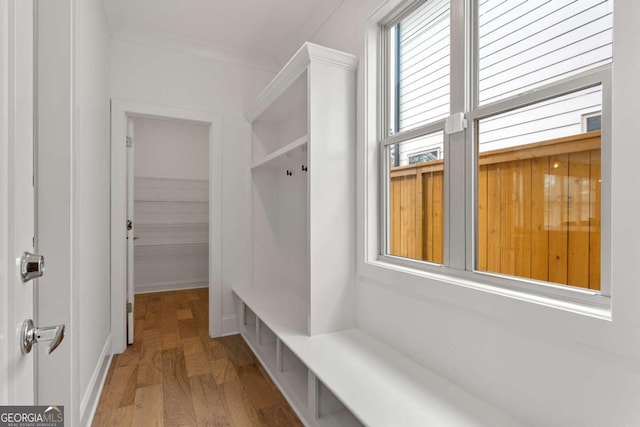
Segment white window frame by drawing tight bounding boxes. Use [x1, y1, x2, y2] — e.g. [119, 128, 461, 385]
[362, 0, 611, 316]
[408, 147, 441, 164]
[582, 111, 603, 133]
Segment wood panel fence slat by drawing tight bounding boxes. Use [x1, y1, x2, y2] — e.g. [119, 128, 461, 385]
[389, 131, 601, 290]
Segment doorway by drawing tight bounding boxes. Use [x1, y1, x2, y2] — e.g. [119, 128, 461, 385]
[111, 100, 223, 354]
[129, 116, 210, 342]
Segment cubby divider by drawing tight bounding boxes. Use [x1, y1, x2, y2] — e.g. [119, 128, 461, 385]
[242, 304, 257, 343]
[257, 319, 278, 371]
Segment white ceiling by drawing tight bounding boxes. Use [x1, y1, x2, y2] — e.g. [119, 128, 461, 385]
[102, 0, 345, 70]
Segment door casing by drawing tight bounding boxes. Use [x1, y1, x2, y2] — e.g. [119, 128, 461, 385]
[110, 99, 223, 353]
[0, 0, 36, 405]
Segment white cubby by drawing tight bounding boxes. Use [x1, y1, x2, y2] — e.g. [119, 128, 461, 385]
[251, 70, 308, 163]
[235, 41, 361, 426]
[239, 41, 358, 337]
[280, 343, 308, 408]
[237, 300, 365, 427]
[256, 319, 278, 371]
[236, 301, 524, 426]
[316, 382, 363, 427]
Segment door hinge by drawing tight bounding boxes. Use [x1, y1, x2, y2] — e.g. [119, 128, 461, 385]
[126, 136, 133, 148]
[126, 302, 133, 313]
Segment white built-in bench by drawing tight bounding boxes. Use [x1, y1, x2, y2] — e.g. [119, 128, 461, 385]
[234, 287, 525, 427]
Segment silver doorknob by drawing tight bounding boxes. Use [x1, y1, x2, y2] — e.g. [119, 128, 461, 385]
[20, 252, 45, 282]
[20, 319, 65, 355]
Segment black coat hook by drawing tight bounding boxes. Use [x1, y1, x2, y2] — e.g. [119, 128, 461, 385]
[302, 165, 308, 172]
[286, 170, 292, 176]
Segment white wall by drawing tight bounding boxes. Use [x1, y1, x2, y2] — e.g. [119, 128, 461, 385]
[133, 116, 209, 180]
[36, 0, 112, 424]
[77, 0, 112, 423]
[288, 0, 640, 425]
[111, 39, 275, 334]
[36, 0, 74, 419]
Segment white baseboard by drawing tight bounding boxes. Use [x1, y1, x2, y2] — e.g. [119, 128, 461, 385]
[135, 280, 208, 294]
[222, 314, 239, 336]
[80, 334, 112, 427]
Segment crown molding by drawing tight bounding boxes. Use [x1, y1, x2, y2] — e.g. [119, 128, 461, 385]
[244, 42, 358, 122]
[111, 28, 279, 73]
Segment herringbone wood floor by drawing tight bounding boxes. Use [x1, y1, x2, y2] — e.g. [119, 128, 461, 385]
[92, 288, 302, 426]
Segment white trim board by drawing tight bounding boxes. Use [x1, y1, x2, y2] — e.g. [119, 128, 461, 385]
[110, 99, 223, 354]
[134, 280, 208, 295]
[110, 30, 278, 73]
[222, 315, 239, 336]
[80, 334, 112, 426]
[244, 42, 358, 122]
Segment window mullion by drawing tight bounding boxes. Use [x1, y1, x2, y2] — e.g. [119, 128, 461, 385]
[447, 0, 467, 270]
[599, 70, 612, 298]
[466, 0, 479, 271]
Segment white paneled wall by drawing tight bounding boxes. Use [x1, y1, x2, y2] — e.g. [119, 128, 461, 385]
[133, 117, 209, 293]
[134, 178, 209, 293]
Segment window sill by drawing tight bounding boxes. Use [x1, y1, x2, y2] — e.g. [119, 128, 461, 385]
[359, 257, 611, 322]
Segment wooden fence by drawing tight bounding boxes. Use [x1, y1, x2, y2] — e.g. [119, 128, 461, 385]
[390, 131, 601, 290]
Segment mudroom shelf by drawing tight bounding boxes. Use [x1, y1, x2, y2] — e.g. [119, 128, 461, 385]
[251, 135, 308, 170]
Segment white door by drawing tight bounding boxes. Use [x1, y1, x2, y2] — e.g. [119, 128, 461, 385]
[126, 118, 135, 344]
[1, 0, 35, 404]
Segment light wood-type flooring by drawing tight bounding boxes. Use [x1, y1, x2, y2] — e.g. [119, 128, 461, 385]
[92, 288, 302, 426]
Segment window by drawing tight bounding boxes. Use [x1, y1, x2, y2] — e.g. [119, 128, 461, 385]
[583, 112, 602, 132]
[409, 148, 440, 164]
[383, 0, 449, 264]
[387, 131, 444, 263]
[478, 1, 613, 105]
[387, 0, 450, 134]
[377, 0, 612, 302]
[476, 86, 603, 290]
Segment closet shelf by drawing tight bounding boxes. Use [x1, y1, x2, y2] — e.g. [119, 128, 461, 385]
[134, 221, 209, 227]
[134, 242, 208, 249]
[134, 199, 209, 204]
[251, 135, 308, 170]
[135, 222, 209, 227]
